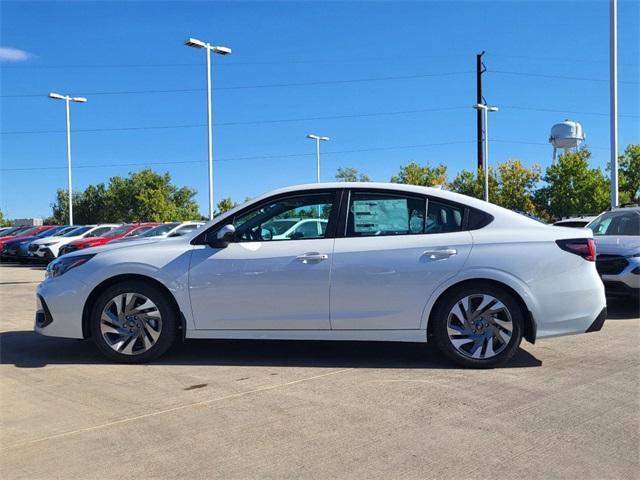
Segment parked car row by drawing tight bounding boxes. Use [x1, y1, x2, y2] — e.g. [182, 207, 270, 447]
[0, 221, 204, 264]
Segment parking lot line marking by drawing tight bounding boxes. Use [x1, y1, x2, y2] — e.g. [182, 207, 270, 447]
[3, 368, 352, 450]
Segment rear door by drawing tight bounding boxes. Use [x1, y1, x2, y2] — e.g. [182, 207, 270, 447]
[330, 189, 473, 330]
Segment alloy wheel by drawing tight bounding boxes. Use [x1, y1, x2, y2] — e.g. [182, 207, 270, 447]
[100, 292, 163, 355]
[446, 294, 513, 359]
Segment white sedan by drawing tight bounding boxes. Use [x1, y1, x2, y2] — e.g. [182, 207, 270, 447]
[109, 222, 204, 243]
[28, 224, 119, 261]
[35, 183, 607, 368]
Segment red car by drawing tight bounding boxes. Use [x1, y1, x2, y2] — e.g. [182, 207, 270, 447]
[0, 225, 57, 250]
[59, 223, 160, 256]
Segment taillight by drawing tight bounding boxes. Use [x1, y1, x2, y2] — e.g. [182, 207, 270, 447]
[555, 238, 596, 262]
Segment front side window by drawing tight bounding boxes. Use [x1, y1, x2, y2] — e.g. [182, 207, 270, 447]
[232, 193, 334, 242]
[347, 192, 426, 237]
[588, 211, 640, 236]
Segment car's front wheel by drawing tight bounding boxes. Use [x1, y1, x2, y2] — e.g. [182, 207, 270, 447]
[431, 284, 524, 368]
[90, 280, 178, 363]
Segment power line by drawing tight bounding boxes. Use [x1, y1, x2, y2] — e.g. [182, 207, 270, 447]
[2, 103, 636, 136]
[1, 140, 475, 172]
[4, 53, 637, 70]
[489, 69, 639, 84]
[1, 138, 611, 173]
[501, 105, 639, 118]
[4, 68, 637, 99]
[0, 71, 474, 98]
[0, 106, 471, 135]
[492, 139, 607, 150]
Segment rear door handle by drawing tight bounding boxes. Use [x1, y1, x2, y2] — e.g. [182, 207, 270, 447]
[422, 248, 457, 259]
[296, 252, 329, 264]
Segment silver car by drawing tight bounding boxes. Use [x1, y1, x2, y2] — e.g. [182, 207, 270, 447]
[588, 206, 640, 299]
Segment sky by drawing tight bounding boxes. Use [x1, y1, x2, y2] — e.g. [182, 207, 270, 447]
[1, 0, 638, 219]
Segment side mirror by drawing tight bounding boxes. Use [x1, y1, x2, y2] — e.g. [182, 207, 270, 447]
[206, 224, 236, 248]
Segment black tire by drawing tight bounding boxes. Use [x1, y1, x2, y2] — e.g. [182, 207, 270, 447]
[90, 280, 178, 363]
[431, 283, 524, 368]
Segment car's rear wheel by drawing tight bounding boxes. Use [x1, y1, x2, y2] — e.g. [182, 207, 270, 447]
[431, 284, 524, 368]
[90, 280, 177, 363]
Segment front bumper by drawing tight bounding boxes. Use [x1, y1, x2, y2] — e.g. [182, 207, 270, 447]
[34, 276, 88, 339]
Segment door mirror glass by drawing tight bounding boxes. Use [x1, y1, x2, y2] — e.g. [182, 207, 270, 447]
[206, 224, 236, 248]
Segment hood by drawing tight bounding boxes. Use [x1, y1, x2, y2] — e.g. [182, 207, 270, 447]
[594, 235, 640, 256]
[65, 237, 164, 257]
[31, 235, 69, 245]
[71, 237, 110, 247]
[3, 236, 37, 247]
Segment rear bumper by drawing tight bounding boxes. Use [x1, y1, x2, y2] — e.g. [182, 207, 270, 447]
[586, 307, 607, 333]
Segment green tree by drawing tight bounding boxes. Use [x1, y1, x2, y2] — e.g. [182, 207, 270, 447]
[534, 148, 609, 218]
[335, 167, 371, 182]
[216, 197, 238, 215]
[50, 169, 200, 223]
[449, 160, 540, 214]
[619, 144, 640, 203]
[390, 162, 447, 186]
[495, 160, 541, 213]
[449, 168, 499, 202]
[0, 209, 11, 227]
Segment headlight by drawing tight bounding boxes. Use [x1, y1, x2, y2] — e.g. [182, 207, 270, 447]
[46, 254, 95, 279]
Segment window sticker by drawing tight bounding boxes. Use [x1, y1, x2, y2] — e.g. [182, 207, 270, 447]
[353, 199, 409, 233]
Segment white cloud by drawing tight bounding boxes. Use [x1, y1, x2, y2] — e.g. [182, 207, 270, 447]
[0, 47, 32, 62]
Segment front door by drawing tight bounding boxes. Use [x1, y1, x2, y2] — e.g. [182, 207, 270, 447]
[330, 190, 473, 330]
[189, 191, 338, 330]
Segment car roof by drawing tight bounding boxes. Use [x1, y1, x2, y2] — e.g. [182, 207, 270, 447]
[189, 182, 549, 236]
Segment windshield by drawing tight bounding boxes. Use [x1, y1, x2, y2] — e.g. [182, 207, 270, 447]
[102, 225, 132, 238]
[588, 211, 640, 236]
[63, 226, 92, 237]
[35, 228, 65, 238]
[1, 227, 22, 236]
[141, 223, 179, 237]
[19, 227, 40, 236]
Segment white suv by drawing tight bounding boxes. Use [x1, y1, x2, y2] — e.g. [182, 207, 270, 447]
[588, 206, 640, 298]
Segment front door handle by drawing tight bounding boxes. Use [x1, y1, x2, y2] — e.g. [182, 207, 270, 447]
[296, 252, 329, 264]
[422, 248, 457, 260]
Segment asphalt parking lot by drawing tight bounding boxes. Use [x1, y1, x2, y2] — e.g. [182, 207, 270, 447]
[0, 264, 638, 480]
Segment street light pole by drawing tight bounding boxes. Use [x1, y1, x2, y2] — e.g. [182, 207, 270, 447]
[610, 0, 619, 208]
[185, 37, 232, 220]
[306, 134, 330, 183]
[65, 97, 72, 225]
[49, 92, 87, 225]
[205, 45, 214, 220]
[473, 104, 498, 202]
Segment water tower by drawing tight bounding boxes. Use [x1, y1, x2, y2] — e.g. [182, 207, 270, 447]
[549, 120, 586, 162]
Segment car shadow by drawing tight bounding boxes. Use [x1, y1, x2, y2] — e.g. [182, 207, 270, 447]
[606, 296, 640, 320]
[0, 330, 542, 369]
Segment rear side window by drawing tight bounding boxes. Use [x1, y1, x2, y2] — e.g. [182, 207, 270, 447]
[347, 192, 426, 237]
[426, 201, 463, 234]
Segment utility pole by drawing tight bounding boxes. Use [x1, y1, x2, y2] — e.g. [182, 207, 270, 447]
[476, 51, 486, 171]
[610, 0, 619, 208]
